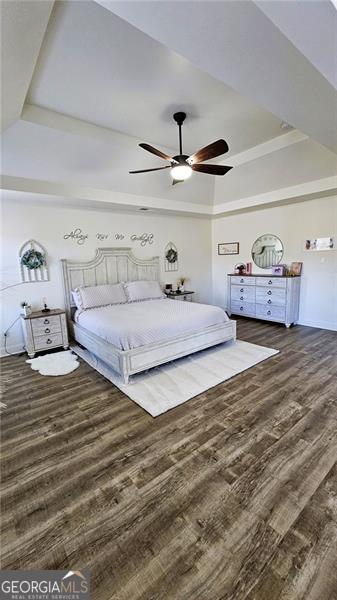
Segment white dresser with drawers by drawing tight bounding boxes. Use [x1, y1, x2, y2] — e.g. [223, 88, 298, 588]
[228, 274, 301, 327]
[21, 308, 69, 358]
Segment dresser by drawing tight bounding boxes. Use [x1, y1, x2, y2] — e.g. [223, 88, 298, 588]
[21, 309, 69, 358]
[228, 275, 301, 327]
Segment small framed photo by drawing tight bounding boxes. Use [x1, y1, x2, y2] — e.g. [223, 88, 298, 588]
[218, 242, 239, 255]
[290, 261, 303, 276]
[271, 264, 285, 276]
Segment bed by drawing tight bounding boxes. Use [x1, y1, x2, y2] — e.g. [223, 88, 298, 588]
[61, 248, 236, 383]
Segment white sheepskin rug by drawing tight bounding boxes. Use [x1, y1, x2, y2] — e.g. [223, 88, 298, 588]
[26, 350, 79, 376]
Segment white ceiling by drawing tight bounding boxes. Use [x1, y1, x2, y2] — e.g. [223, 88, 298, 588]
[1, 119, 214, 205]
[28, 0, 283, 156]
[0, 0, 54, 131]
[255, 0, 337, 89]
[1, 0, 336, 216]
[105, 0, 337, 153]
[214, 139, 337, 205]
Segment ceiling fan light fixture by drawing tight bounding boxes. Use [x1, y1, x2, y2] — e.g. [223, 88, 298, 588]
[170, 164, 192, 181]
[130, 112, 231, 180]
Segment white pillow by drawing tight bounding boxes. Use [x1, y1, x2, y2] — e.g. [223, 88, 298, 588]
[124, 280, 164, 302]
[72, 283, 127, 310]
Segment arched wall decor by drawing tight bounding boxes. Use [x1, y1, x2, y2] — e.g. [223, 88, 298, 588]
[164, 242, 179, 272]
[19, 240, 50, 283]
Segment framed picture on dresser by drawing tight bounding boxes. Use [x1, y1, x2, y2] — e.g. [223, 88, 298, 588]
[218, 242, 239, 255]
[290, 262, 303, 276]
[272, 264, 286, 276]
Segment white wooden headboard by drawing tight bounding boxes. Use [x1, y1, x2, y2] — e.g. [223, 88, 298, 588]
[61, 247, 160, 319]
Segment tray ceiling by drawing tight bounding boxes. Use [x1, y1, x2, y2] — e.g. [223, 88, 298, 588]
[28, 1, 282, 156]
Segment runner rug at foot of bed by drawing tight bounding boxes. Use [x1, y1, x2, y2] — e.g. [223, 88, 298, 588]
[72, 340, 279, 417]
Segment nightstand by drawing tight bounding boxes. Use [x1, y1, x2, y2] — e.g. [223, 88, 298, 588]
[165, 291, 195, 302]
[21, 309, 69, 358]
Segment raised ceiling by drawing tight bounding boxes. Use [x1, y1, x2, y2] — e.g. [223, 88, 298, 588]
[1, 0, 336, 216]
[28, 1, 283, 156]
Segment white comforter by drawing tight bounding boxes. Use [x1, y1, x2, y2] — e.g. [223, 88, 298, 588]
[75, 298, 228, 350]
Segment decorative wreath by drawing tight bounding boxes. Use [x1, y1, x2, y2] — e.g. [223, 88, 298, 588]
[165, 248, 178, 264]
[21, 249, 46, 270]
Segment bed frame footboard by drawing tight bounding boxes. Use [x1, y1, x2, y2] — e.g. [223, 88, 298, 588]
[71, 319, 236, 384]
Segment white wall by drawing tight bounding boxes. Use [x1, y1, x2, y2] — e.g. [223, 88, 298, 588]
[212, 196, 337, 331]
[1, 194, 336, 357]
[0, 198, 212, 355]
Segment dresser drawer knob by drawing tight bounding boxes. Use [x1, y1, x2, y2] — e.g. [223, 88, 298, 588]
[240, 296, 244, 300]
[268, 280, 273, 285]
[267, 290, 272, 295]
[44, 319, 50, 324]
[240, 278, 244, 283]
[240, 306, 243, 311]
[267, 299, 272, 304]
[240, 288, 244, 292]
[46, 338, 52, 344]
[45, 328, 50, 333]
[267, 310, 271, 315]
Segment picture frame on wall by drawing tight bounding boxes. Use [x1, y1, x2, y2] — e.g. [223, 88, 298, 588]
[218, 242, 239, 255]
[304, 237, 334, 251]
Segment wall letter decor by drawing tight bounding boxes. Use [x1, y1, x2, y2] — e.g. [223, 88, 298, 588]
[63, 228, 88, 245]
[130, 233, 154, 247]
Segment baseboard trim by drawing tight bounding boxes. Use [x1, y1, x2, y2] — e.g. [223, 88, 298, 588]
[0, 344, 25, 358]
[297, 319, 337, 332]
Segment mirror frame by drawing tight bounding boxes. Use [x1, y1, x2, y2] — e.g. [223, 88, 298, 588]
[251, 234, 284, 269]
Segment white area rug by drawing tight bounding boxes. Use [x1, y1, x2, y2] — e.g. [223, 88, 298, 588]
[26, 350, 79, 376]
[73, 340, 279, 417]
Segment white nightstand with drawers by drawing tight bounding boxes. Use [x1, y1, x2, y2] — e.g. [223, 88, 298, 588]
[21, 309, 69, 358]
[228, 274, 301, 327]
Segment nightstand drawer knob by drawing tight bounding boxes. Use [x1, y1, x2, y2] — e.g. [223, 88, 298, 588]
[240, 296, 244, 300]
[44, 319, 50, 324]
[267, 299, 272, 304]
[268, 280, 273, 285]
[45, 328, 50, 333]
[46, 338, 52, 344]
[267, 290, 272, 295]
[240, 288, 244, 292]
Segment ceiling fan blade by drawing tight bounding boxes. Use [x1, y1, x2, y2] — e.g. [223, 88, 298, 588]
[188, 139, 229, 164]
[192, 164, 233, 175]
[139, 143, 175, 162]
[129, 166, 171, 174]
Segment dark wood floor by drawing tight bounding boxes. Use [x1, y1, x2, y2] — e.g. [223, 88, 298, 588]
[1, 318, 337, 599]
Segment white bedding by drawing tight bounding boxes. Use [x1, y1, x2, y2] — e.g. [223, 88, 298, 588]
[75, 298, 229, 350]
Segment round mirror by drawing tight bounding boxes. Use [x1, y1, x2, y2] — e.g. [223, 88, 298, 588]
[251, 234, 283, 269]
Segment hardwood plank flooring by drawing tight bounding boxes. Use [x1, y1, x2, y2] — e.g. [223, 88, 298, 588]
[1, 318, 337, 599]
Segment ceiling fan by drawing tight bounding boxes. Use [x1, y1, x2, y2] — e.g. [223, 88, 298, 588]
[129, 112, 233, 184]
